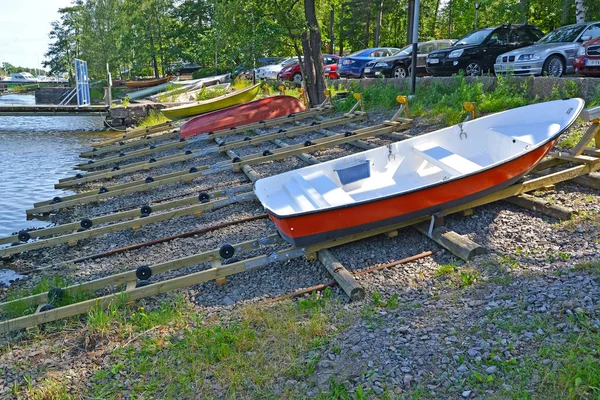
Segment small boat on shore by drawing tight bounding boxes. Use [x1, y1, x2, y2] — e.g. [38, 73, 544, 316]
[180, 95, 306, 138]
[255, 98, 585, 246]
[124, 76, 172, 88]
[161, 83, 261, 120]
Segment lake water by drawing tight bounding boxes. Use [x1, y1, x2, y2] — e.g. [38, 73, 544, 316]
[0, 94, 105, 238]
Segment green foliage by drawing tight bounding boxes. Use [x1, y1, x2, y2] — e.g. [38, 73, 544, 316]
[195, 86, 227, 101]
[137, 110, 169, 128]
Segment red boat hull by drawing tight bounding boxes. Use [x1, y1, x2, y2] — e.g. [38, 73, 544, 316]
[180, 95, 306, 139]
[267, 139, 557, 246]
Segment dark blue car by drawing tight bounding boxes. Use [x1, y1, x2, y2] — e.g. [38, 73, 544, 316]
[338, 47, 401, 78]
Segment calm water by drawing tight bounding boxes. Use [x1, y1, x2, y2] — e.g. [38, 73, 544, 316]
[0, 94, 105, 238]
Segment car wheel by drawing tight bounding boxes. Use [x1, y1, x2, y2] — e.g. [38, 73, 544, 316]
[542, 55, 565, 77]
[465, 60, 482, 76]
[292, 73, 303, 84]
[393, 65, 409, 78]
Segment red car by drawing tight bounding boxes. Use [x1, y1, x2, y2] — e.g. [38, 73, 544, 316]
[278, 55, 340, 83]
[574, 37, 600, 77]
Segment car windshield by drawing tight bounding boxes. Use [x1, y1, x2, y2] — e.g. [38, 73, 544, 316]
[454, 29, 493, 45]
[394, 45, 412, 56]
[538, 25, 586, 43]
[346, 49, 369, 58]
[281, 58, 299, 67]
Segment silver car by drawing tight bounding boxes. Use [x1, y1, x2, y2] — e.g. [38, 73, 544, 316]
[494, 21, 600, 76]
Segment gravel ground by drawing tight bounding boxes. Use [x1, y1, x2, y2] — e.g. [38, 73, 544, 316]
[0, 110, 598, 398]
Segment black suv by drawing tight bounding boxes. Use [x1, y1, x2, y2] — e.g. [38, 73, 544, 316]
[426, 24, 544, 76]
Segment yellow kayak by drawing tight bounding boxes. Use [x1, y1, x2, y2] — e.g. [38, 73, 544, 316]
[161, 84, 261, 120]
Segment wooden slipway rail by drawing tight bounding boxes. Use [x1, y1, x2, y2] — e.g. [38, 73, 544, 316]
[28, 115, 404, 215]
[1, 145, 599, 333]
[79, 106, 334, 159]
[62, 112, 367, 184]
[1, 105, 597, 333]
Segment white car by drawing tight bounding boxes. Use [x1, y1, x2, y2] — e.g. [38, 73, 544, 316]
[255, 58, 298, 80]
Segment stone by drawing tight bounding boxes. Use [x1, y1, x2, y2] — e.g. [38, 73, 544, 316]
[462, 390, 472, 398]
[223, 296, 235, 306]
[457, 364, 468, 372]
[110, 108, 129, 119]
[486, 366, 497, 374]
[403, 374, 413, 388]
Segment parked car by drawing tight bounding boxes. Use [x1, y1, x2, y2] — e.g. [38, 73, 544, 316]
[324, 61, 340, 79]
[495, 22, 600, 77]
[365, 40, 455, 78]
[338, 47, 401, 78]
[278, 55, 340, 83]
[426, 24, 544, 76]
[574, 36, 600, 76]
[255, 58, 298, 80]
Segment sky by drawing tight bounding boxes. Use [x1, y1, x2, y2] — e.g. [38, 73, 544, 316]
[0, 0, 74, 70]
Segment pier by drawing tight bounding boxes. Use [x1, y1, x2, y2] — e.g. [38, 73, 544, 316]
[0, 104, 108, 116]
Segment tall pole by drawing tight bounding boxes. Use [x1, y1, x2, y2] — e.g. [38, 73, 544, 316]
[475, 2, 480, 29]
[407, 0, 415, 44]
[448, 0, 452, 37]
[410, 0, 420, 96]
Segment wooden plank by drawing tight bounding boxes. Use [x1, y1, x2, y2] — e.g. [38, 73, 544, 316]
[62, 113, 366, 184]
[318, 249, 365, 301]
[570, 123, 600, 156]
[82, 130, 181, 157]
[4, 192, 256, 257]
[580, 106, 600, 122]
[572, 173, 600, 190]
[505, 194, 574, 220]
[413, 223, 486, 261]
[2, 184, 252, 245]
[94, 122, 179, 147]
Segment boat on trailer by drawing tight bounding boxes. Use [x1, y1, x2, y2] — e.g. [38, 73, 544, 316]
[255, 98, 585, 246]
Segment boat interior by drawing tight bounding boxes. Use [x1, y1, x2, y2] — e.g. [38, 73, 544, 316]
[255, 99, 583, 216]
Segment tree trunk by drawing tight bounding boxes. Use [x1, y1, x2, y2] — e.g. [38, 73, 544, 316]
[430, 0, 440, 38]
[520, 0, 529, 23]
[575, 0, 586, 22]
[149, 29, 159, 78]
[364, 0, 373, 47]
[303, 0, 326, 106]
[329, 6, 334, 54]
[561, 0, 571, 24]
[374, 0, 383, 47]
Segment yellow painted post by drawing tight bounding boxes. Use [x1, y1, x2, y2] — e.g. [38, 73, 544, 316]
[278, 85, 285, 95]
[463, 102, 477, 120]
[262, 84, 271, 96]
[354, 92, 364, 112]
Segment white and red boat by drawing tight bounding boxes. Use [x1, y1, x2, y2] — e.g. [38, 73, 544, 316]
[255, 98, 584, 246]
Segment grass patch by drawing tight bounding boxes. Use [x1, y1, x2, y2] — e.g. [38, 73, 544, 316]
[137, 110, 169, 128]
[333, 74, 539, 126]
[21, 376, 75, 400]
[575, 260, 600, 278]
[195, 85, 227, 101]
[87, 292, 347, 398]
[1, 275, 91, 320]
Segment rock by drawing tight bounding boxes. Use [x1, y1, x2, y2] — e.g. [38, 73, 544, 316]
[403, 374, 413, 388]
[457, 364, 468, 372]
[462, 390, 472, 398]
[486, 366, 497, 374]
[223, 296, 235, 306]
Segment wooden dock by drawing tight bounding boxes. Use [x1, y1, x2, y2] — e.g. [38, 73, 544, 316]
[0, 104, 108, 116]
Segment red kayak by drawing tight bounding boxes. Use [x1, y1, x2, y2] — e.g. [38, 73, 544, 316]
[180, 95, 306, 139]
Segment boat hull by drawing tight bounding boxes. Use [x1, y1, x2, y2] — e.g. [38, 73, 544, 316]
[180, 95, 306, 139]
[267, 139, 556, 247]
[124, 77, 171, 88]
[162, 84, 261, 120]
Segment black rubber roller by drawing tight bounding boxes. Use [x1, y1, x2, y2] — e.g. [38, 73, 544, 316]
[198, 192, 210, 203]
[140, 205, 152, 215]
[48, 287, 64, 304]
[112, 166, 120, 171]
[232, 157, 241, 163]
[230, 127, 236, 130]
[218, 142, 225, 147]
[76, 174, 83, 179]
[259, 120, 265, 124]
[189, 167, 198, 173]
[136, 265, 152, 280]
[119, 152, 125, 157]
[17, 231, 30, 243]
[145, 176, 154, 183]
[219, 244, 235, 259]
[149, 158, 156, 163]
[304, 140, 313, 147]
[208, 131, 214, 135]
[87, 160, 94, 165]
[52, 196, 62, 204]
[80, 218, 93, 229]
[244, 137, 251, 141]
[311, 121, 320, 126]
[98, 186, 109, 194]
[345, 131, 353, 137]
[39, 304, 56, 312]
[92, 148, 98, 152]
[185, 150, 192, 155]
[263, 150, 273, 156]
[278, 129, 287, 133]
[179, 138, 185, 142]
[119, 141, 125, 146]
[150, 145, 156, 150]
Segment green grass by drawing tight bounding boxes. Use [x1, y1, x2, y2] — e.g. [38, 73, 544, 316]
[1, 275, 91, 320]
[137, 110, 169, 128]
[86, 293, 348, 398]
[195, 85, 227, 101]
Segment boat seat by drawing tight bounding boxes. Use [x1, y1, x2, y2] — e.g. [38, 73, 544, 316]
[284, 171, 355, 211]
[413, 143, 481, 175]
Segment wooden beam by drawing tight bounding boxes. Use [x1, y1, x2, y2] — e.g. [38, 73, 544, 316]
[570, 123, 600, 156]
[3, 184, 252, 245]
[505, 194, 574, 220]
[580, 106, 600, 122]
[318, 249, 365, 301]
[93, 121, 180, 147]
[413, 223, 486, 261]
[572, 173, 600, 190]
[5, 192, 256, 257]
[81, 130, 181, 157]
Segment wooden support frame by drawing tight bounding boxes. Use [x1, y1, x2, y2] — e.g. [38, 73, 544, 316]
[93, 121, 181, 148]
[318, 249, 365, 301]
[30, 118, 411, 215]
[61, 112, 367, 185]
[505, 194, 574, 220]
[81, 130, 182, 158]
[4, 192, 256, 258]
[2, 150, 599, 332]
[78, 106, 335, 164]
[3, 184, 252, 246]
